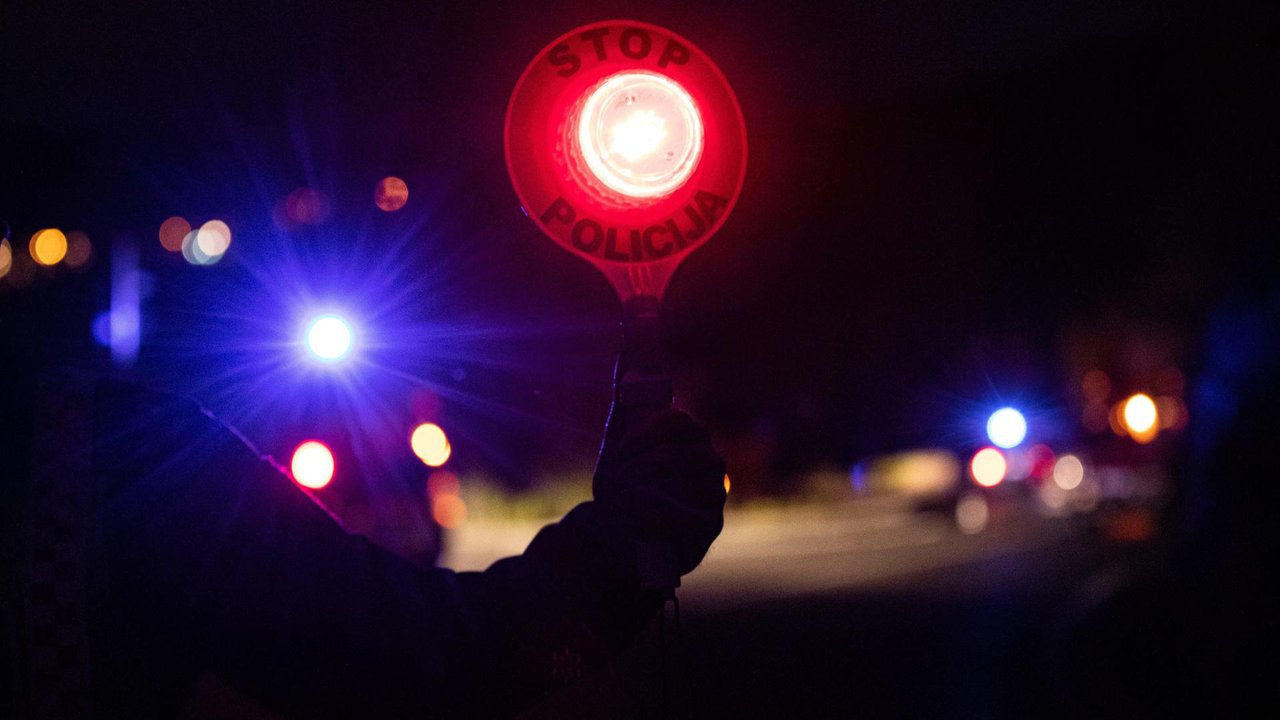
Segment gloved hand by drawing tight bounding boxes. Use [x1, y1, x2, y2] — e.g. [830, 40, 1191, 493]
[592, 401, 727, 579]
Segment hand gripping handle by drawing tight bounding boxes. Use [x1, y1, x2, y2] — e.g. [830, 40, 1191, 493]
[618, 295, 680, 591]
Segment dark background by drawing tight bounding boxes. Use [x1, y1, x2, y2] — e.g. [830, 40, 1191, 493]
[4, 1, 1275, 489]
[3, 2, 1278, 718]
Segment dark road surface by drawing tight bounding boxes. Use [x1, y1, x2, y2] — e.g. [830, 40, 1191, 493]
[474, 499, 1163, 719]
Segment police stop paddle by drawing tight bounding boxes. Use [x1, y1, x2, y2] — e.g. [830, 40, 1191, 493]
[505, 19, 746, 301]
[506, 20, 746, 591]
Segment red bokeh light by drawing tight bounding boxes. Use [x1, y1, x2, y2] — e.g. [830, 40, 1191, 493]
[427, 470, 460, 500]
[290, 440, 335, 489]
[970, 447, 1007, 488]
[158, 216, 190, 252]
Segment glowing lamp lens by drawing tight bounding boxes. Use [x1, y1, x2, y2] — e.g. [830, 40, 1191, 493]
[577, 72, 704, 200]
[306, 315, 352, 361]
[291, 440, 335, 489]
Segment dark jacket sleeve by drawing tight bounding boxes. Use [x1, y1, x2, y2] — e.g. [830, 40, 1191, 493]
[90, 380, 660, 718]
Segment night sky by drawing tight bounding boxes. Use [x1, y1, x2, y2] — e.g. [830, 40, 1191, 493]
[3, 1, 1275, 492]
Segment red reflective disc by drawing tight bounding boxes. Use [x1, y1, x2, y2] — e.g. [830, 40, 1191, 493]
[506, 20, 747, 288]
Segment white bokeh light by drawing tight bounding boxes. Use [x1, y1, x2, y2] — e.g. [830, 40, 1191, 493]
[955, 492, 990, 534]
[306, 315, 353, 361]
[986, 407, 1028, 449]
[410, 423, 452, 467]
[1052, 454, 1085, 491]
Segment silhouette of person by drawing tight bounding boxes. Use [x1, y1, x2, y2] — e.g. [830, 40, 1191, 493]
[2, 307, 726, 718]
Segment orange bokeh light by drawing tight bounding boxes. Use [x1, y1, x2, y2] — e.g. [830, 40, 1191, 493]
[375, 176, 409, 212]
[432, 494, 468, 529]
[0, 239, 12, 279]
[1122, 393, 1157, 433]
[29, 228, 68, 266]
[1121, 393, 1159, 443]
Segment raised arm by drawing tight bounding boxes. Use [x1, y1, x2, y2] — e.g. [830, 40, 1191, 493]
[88, 380, 724, 717]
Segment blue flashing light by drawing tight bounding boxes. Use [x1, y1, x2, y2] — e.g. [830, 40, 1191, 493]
[986, 407, 1027, 449]
[306, 314, 353, 361]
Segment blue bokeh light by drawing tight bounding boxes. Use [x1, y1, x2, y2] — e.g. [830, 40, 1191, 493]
[306, 314, 353, 361]
[986, 407, 1028, 449]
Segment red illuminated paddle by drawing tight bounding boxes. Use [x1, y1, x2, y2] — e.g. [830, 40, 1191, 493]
[506, 20, 746, 590]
